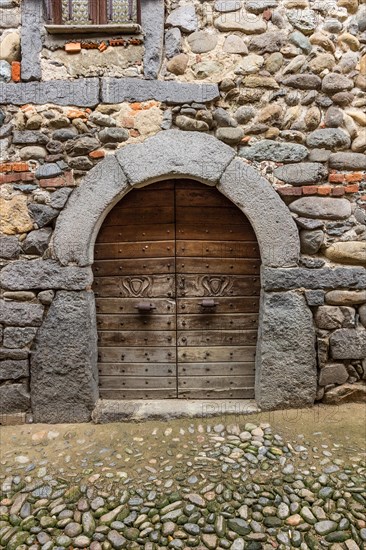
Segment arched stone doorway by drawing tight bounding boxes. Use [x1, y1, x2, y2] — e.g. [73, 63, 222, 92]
[93, 179, 261, 400]
[29, 131, 317, 423]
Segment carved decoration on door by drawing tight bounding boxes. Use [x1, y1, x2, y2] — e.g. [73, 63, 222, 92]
[121, 276, 152, 297]
[201, 275, 232, 296]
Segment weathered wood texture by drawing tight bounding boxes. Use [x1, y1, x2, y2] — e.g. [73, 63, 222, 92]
[93, 181, 261, 400]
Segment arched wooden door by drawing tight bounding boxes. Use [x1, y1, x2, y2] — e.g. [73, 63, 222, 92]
[92, 181, 261, 400]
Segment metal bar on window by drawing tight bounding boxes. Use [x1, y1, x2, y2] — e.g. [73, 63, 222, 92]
[108, 0, 113, 20]
[68, 0, 73, 19]
[128, 0, 133, 20]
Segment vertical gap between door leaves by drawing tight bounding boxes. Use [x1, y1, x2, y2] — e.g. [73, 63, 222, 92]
[173, 181, 179, 398]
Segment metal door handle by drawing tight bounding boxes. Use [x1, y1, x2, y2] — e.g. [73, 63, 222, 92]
[200, 299, 217, 309]
[135, 302, 156, 312]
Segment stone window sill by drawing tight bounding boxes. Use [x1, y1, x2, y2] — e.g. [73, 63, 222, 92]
[45, 23, 141, 35]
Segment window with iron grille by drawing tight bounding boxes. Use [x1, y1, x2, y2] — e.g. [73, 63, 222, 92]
[45, 0, 140, 25]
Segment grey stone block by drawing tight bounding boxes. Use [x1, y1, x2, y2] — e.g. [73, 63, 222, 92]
[0, 260, 93, 291]
[21, 0, 42, 81]
[101, 78, 219, 104]
[218, 158, 300, 268]
[0, 360, 29, 381]
[304, 290, 325, 306]
[0, 383, 30, 413]
[330, 328, 366, 360]
[315, 306, 355, 330]
[31, 291, 98, 423]
[0, 348, 29, 360]
[53, 156, 129, 267]
[0, 301, 44, 327]
[13, 130, 48, 145]
[0, 79, 100, 107]
[256, 291, 317, 409]
[28, 204, 59, 228]
[306, 129, 351, 150]
[319, 363, 349, 386]
[262, 267, 366, 291]
[0, 235, 20, 259]
[239, 140, 308, 163]
[117, 129, 235, 187]
[165, 28, 182, 59]
[328, 152, 366, 171]
[141, 0, 164, 79]
[274, 163, 328, 186]
[3, 327, 38, 349]
[22, 228, 52, 255]
[289, 197, 352, 220]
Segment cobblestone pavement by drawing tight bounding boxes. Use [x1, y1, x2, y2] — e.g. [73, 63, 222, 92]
[0, 404, 365, 550]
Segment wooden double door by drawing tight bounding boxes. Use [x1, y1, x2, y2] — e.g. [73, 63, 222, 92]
[93, 181, 261, 400]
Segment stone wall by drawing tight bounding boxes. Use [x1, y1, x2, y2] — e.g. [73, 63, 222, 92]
[0, 0, 365, 422]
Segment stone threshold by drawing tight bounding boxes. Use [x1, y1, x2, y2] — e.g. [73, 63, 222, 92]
[92, 399, 260, 424]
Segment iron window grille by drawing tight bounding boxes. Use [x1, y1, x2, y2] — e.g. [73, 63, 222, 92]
[45, 0, 141, 25]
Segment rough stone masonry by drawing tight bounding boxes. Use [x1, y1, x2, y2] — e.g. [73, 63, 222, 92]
[0, 0, 365, 423]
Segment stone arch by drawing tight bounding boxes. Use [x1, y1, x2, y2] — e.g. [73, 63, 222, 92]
[31, 131, 316, 423]
[52, 130, 300, 268]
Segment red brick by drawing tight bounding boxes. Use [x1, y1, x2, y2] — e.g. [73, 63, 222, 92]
[39, 171, 75, 188]
[120, 116, 135, 128]
[359, 195, 366, 202]
[328, 173, 345, 183]
[263, 8, 272, 20]
[89, 150, 105, 159]
[345, 172, 363, 183]
[0, 162, 30, 173]
[129, 129, 140, 137]
[332, 187, 345, 196]
[277, 187, 302, 196]
[11, 61, 21, 82]
[317, 186, 332, 196]
[302, 185, 318, 195]
[0, 172, 35, 184]
[345, 184, 360, 193]
[65, 42, 81, 54]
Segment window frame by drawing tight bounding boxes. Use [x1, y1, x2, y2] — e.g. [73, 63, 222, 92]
[45, 0, 141, 26]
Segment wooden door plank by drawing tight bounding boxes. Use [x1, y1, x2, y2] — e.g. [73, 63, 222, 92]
[176, 241, 259, 258]
[178, 346, 256, 362]
[175, 188, 234, 207]
[94, 258, 176, 276]
[96, 298, 176, 314]
[97, 224, 175, 243]
[98, 363, 176, 376]
[179, 363, 255, 376]
[176, 224, 255, 241]
[95, 241, 175, 260]
[176, 258, 260, 275]
[177, 313, 258, 330]
[97, 314, 176, 331]
[98, 330, 176, 346]
[113, 188, 174, 209]
[177, 388, 255, 399]
[176, 207, 249, 225]
[104, 207, 174, 226]
[99, 376, 177, 389]
[177, 297, 260, 314]
[177, 330, 258, 346]
[98, 346, 176, 363]
[100, 389, 177, 399]
[93, 275, 175, 298]
[178, 375, 255, 389]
